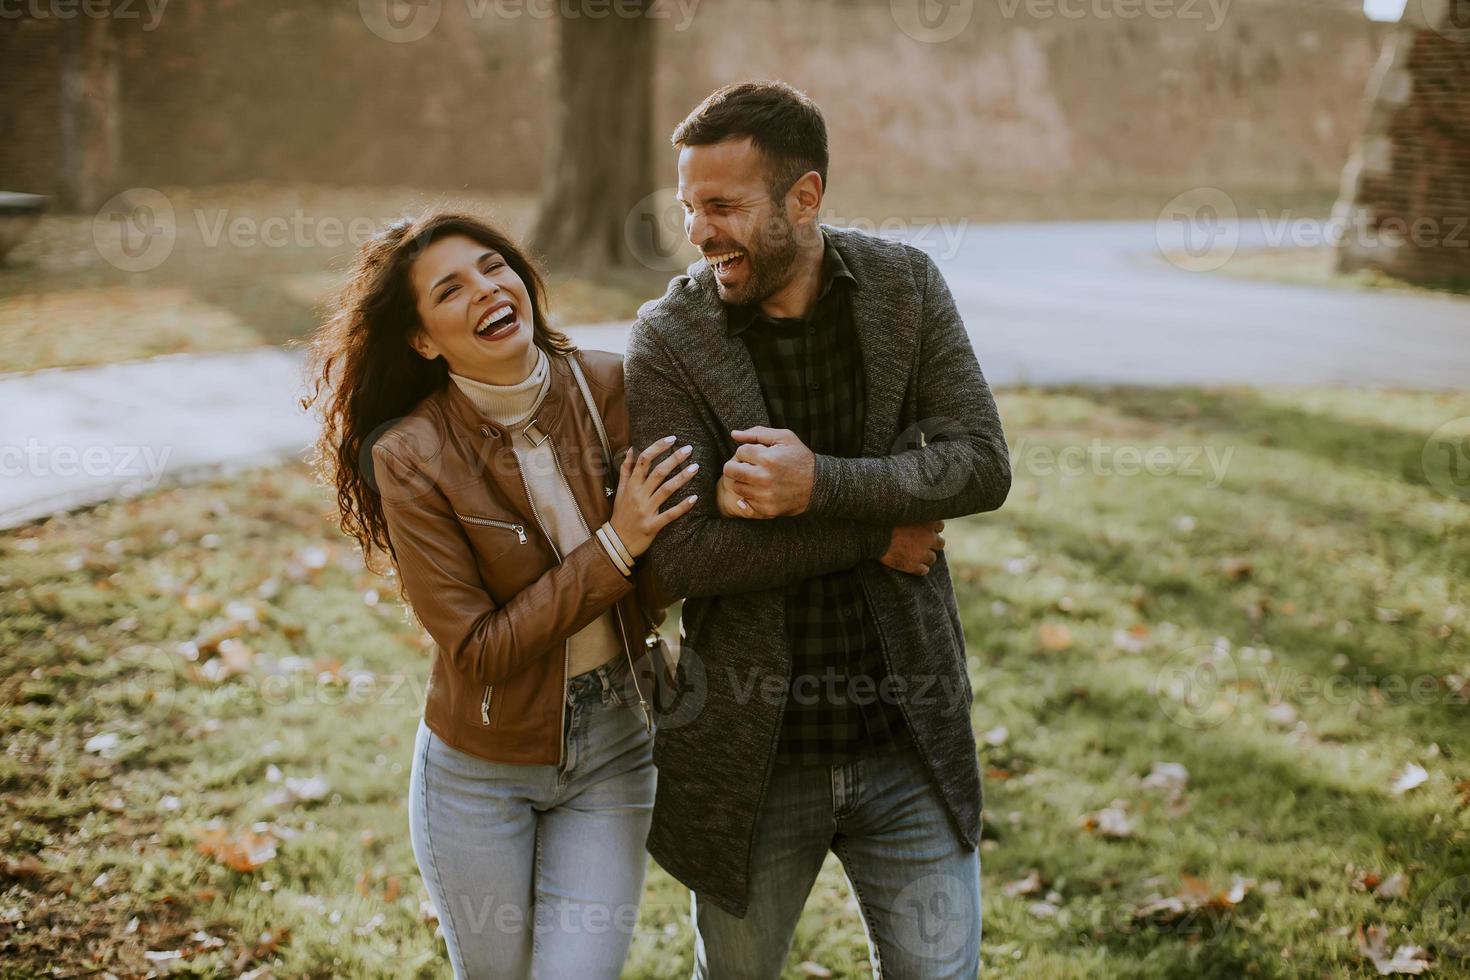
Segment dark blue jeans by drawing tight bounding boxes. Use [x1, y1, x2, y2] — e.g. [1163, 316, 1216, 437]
[691, 740, 982, 978]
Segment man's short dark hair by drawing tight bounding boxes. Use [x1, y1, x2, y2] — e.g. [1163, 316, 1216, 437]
[671, 80, 829, 201]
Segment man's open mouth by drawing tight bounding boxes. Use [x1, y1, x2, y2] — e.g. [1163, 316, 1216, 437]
[474, 302, 518, 341]
[706, 249, 745, 279]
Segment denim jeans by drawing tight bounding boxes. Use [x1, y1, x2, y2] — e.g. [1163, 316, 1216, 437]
[692, 740, 981, 979]
[408, 657, 655, 979]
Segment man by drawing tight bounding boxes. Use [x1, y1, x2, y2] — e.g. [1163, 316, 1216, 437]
[625, 80, 1010, 979]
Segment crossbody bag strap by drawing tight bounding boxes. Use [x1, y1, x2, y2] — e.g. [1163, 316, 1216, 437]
[565, 353, 615, 492]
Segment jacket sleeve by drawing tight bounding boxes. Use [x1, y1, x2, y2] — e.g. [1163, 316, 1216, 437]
[372, 442, 634, 687]
[805, 248, 1011, 525]
[624, 321, 892, 605]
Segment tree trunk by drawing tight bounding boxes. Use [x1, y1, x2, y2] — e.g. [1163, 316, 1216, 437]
[530, 5, 656, 278]
[58, 8, 120, 213]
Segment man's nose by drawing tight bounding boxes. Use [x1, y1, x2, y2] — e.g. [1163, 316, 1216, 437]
[686, 211, 713, 249]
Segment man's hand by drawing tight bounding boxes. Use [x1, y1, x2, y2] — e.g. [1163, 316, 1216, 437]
[881, 521, 945, 575]
[722, 427, 816, 518]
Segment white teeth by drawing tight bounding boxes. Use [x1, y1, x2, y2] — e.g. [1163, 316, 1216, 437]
[477, 306, 514, 335]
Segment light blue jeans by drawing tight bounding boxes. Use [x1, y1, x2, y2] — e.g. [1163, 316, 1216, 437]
[408, 657, 655, 979]
[692, 739, 982, 979]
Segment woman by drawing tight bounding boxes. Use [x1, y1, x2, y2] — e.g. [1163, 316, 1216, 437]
[305, 211, 696, 978]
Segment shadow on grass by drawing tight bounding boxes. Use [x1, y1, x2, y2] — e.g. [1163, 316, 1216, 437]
[1060, 386, 1440, 491]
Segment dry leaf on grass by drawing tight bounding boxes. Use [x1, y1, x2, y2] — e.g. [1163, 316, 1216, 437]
[1039, 623, 1074, 653]
[193, 825, 279, 872]
[1356, 924, 1433, 975]
[1077, 801, 1135, 838]
[1002, 870, 1044, 898]
[1390, 763, 1428, 796]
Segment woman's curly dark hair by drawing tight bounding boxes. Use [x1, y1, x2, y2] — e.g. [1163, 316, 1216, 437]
[302, 211, 575, 574]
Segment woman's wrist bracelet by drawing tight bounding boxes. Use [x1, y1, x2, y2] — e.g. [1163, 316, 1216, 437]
[602, 521, 636, 568]
[596, 524, 633, 577]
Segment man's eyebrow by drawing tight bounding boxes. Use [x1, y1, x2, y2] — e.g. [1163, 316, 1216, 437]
[430, 251, 499, 293]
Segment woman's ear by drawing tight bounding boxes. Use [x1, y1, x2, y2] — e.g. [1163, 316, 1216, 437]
[409, 329, 439, 361]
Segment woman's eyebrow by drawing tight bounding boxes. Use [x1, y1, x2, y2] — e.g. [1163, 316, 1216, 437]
[430, 252, 501, 293]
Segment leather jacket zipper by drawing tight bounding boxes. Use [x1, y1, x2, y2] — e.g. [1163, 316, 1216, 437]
[480, 685, 493, 725]
[548, 440, 655, 735]
[509, 454, 571, 768]
[455, 513, 527, 545]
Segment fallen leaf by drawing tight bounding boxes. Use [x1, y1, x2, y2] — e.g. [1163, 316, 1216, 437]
[982, 725, 1010, 747]
[194, 825, 278, 872]
[1078, 802, 1135, 838]
[1390, 764, 1428, 796]
[1039, 623, 1074, 653]
[798, 962, 832, 978]
[1356, 923, 1433, 975]
[1002, 871, 1043, 898]
[1373, 873, 1410, 900]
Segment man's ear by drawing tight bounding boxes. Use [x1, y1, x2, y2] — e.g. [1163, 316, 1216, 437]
[788, 171, 824, 222]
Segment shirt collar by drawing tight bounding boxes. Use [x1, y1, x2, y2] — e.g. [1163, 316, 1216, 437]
[726, 229, 856, 338]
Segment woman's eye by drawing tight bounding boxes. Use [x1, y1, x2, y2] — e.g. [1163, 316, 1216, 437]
[438, 285, 459, 302]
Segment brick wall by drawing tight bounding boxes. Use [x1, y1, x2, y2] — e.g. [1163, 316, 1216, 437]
[1334, 1, 1470, 285]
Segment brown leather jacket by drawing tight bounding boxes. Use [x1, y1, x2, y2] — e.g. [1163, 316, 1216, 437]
[371, 348, 667, 766]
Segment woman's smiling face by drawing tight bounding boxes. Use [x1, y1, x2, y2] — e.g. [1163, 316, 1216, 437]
[409, 234, 537, 385]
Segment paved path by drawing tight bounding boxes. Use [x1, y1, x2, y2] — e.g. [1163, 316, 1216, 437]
[3, 222, 1466, 529]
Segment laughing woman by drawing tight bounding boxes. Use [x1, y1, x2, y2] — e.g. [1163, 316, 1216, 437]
[305, 212, 696, 978]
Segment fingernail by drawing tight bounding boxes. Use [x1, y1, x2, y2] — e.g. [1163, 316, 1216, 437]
[680, 445, 692, 455]
[687, 463, 699, 472]
[664, 435, 676, 443]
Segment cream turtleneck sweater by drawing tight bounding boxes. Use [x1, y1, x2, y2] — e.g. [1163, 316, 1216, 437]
[451, 348, 624, 679]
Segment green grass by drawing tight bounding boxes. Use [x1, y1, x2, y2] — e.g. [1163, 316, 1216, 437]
[3, 385, 1469, 977]
[0, 184, 653, 375]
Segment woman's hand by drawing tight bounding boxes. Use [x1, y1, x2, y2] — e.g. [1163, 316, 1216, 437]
[610, 436, 700, 558]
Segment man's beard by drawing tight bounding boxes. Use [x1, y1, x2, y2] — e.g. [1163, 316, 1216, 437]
[713, 210, 800, 307]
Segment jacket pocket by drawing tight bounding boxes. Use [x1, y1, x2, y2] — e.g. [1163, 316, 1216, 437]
[455, 512, 529, 566]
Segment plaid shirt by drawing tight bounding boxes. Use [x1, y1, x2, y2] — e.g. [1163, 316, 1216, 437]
[726, 231, 910, 764]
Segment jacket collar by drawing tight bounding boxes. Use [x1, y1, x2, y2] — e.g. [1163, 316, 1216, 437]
[642, 224, 920, 458]
[725, 228, 857, 338]
[439, 347, 575, 445]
